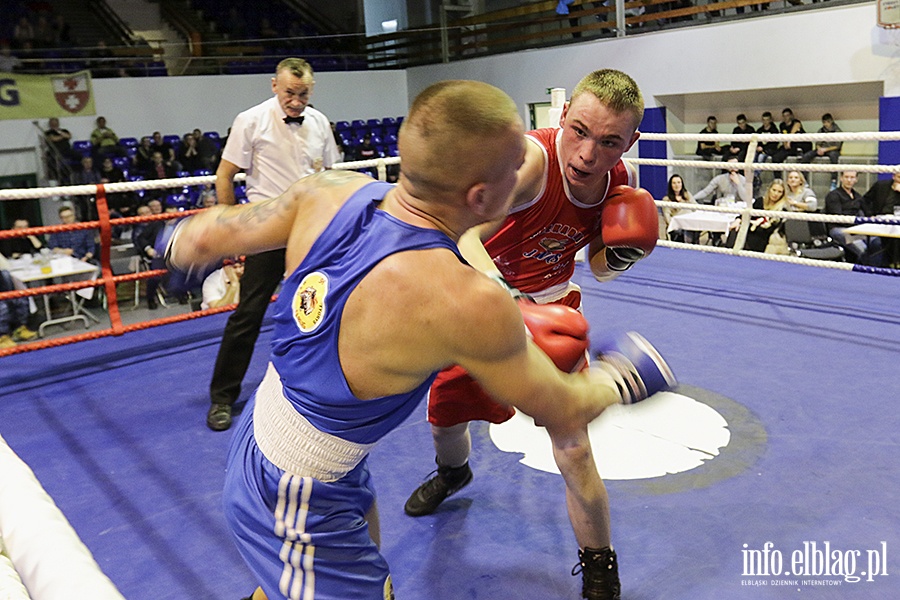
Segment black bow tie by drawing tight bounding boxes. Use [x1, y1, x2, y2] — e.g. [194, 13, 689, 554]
[284, 115, 305, 125]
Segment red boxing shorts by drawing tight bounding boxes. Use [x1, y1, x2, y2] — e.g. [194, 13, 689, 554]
[426, 286, 582, 428]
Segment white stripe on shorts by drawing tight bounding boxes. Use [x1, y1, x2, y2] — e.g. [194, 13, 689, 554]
[276, 474, 315, 600]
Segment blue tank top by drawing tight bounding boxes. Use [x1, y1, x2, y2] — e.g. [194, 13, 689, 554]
[270, 181, 463, 444]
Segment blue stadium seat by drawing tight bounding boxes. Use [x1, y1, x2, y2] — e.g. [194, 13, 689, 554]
[165, 193, 191, 210]
[176, 171, 191, 178]
[119, 137, 139, 148]
[192, 169, 212, 177]
[72, 140, 92, 156]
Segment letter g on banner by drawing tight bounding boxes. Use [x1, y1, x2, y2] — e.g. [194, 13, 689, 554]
[0, 79, 21, 107]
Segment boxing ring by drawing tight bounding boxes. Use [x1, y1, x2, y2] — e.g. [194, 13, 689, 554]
[1, 131, 898, 599]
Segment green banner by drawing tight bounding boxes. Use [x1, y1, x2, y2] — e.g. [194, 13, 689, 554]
[0, 70, 96, 121]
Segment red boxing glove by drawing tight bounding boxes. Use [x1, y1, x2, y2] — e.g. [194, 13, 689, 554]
[600, 185, 659, 272]
[519, 300, 589, 373]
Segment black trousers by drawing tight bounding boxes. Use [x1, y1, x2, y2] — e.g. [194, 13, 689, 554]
[209, 248, 286, 406]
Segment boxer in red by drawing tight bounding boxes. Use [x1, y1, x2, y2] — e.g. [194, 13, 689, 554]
[404, 69, 667, 600]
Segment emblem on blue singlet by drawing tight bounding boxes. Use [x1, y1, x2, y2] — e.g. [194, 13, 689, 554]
[292, 271, 328, 332]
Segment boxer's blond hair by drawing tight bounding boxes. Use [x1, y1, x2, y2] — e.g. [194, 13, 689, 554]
[572, 69, 644, 129]
[399, 80, 523, 196]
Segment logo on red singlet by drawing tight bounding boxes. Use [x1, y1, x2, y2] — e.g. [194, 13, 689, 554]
[292, 271, 328, 332]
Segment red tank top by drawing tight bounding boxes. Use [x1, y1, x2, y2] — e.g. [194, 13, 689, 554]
[484, 128, 634, 294]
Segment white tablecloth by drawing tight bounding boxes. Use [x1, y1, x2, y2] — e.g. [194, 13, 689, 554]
[667, 210, 738, 234]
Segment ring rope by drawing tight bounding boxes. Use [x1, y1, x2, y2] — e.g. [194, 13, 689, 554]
[637, 131, 900, 142]
[0, 149, 896, 358]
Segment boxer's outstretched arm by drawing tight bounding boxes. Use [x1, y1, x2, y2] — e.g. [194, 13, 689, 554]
[168, 170, 370, 269]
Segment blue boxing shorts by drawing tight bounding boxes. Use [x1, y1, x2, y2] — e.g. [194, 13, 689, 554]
[223, 384, 394, 599]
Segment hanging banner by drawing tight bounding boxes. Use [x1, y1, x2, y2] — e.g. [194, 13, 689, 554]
[0, 70, 96, 121]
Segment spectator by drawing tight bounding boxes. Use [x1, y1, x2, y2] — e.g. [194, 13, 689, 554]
[201, 260, 244, 310]
[51, 14, 72, 46]
[192, 129, 220, 171]
[801, 113, 842, 188]
[177, 133, 203, 173]
[661, 173, 698, 243]
[0, 41, 23, 72]
[784, 169, 817, 212]
[13, 17, 35, 48]
[88, 40, 117, 78]
[48, 206, 96, 263]
[693, 157, 751, 205]
[696, 116, 723, 161]
[0, 267, 38, 349]
[130, 203, 152, 252]
[136, 199, 183, 309]
[133, 136, 155, 177]
[3, 219, 43, 259]
[861, 172, 900, 267]
[99, 156, 133, 217]
[771, 108, 812, 178]
[199, 187, 218, 207]
[726, 113, 755, 162]
[90, 116, 127, 160]
[150, 131, 178, 170]
[44, 117, 82, 182]
[728, 179, 788, 253]
[824, 171, 868, 263]
[71, 156, 102, 220]
[355, 132, 378, 161]
[755, 111, 780, 162]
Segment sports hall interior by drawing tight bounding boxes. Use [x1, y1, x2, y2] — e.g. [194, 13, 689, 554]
[1, 1, 899, 599]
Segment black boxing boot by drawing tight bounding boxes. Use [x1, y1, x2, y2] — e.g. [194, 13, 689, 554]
[404, 460, 473, 516]
[572, 546, 621, 600]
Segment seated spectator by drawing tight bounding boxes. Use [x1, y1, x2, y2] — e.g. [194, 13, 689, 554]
[150, 131, 178, 170]
[51, 14, 72, 47]
[726, 114, 754, 162]
[90, 116, 127, 160]
[784, 170, 817, 212]
[99, 156, 134, 219]
[198, 187, 218, 208]
[661, 173, 698, 243]
[771, 108, 813, 179]
[355, 132, 378, 161]
[693, 157, 751, 205]
[0, 41, 23, 72]
[130, 203, 152, 252]
[147, 150, 176, 181]
[4, 219, 44, 259]
[133, 136, 155, 177]
[801, 113, 842, 188]
[88, 40, 117, 78]
[0, 265, 38, 349]
[44, 117, 83, 182]
[695, 116, 723, 161]
[861, 172, 900, 268]
[201, 259, 244, 310]
[824, 170, 867, 263]
[192, 129, 220, 170]
[727, 179, 788, 253]
[755, 111, 779, 163]
[177, 133, 203, 173]
[136, 199, 172, 309]
[48, 206, 97, 263]
[13, 17, 35, 48]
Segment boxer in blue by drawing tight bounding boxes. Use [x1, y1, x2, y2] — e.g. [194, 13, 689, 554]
[166, 80, 674, 600]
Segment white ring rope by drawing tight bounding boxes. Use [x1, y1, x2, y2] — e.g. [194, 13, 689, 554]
[0, 148, 896, 275]
[638, 131, 900, 143]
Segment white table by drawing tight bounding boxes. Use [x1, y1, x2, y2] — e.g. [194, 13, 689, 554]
[8, 255, 101, 336]
[667, 210, 739, 234]
[844, 223, 900, 239]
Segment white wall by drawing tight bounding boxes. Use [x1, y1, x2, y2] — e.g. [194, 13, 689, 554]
[406, 3, 894, 138]
[0, 69, 408, 177]
[2, 3, 896, 178]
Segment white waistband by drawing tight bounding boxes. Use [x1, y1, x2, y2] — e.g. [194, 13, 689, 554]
[253, 363, 374, 482]
[530, 280, 582, 305]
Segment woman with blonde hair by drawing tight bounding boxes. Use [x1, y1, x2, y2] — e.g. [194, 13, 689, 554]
[784, 169, 817, 212]
[728, 179, 788, 252]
